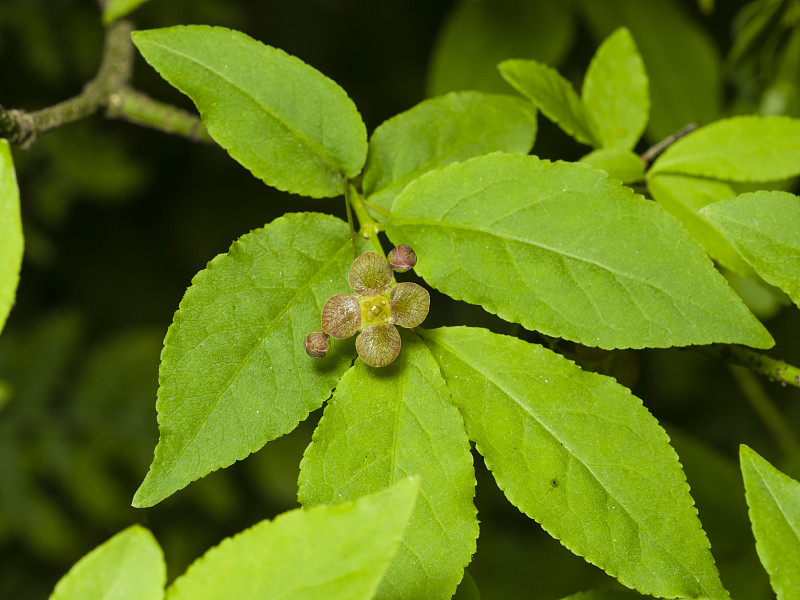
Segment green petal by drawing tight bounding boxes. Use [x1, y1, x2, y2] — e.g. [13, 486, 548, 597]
[321, 294, 361, 339]
[349, 252, 392, 295]
[356, 323, 401, 367]
[390, 282, 430, 328]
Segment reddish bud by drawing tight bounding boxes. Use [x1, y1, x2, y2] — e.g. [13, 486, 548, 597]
[304, 331, 330, 359]
[388, 245, 417, 273]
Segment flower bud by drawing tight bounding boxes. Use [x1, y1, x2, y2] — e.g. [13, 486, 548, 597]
[304, 331, 330, 359]
[388, 245, 417, 273]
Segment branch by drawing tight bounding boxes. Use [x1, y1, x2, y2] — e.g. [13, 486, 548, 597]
[0, 19, 212, 147]
[0, 20, 134, 148]
[697, 344, 800, 389]
[640, 122, 698, 167]
[106, 88, 213, 143]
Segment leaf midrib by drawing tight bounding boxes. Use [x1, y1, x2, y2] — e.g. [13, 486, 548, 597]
[425, 333, 711, 594]
[750, 461, 800, 551]
[141, 36, 343, 177]
[392, 216, 746, 328]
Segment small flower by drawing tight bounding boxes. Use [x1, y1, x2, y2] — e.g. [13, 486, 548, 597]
[312, 249, 430, 367]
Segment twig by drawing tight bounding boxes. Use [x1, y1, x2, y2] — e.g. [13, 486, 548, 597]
[0, 19, 212, 147]
[106, 88, 213, 143]
[729, 366, 800, 455]
[696, 344, 800, 389]
[640, 122, 698, 167]
[0, 20, 135, 148]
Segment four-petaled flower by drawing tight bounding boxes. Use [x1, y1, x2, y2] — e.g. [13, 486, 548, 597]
[305, 250, 430, 367]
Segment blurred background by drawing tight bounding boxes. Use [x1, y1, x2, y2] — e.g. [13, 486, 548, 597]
[1, 0, 799, 598]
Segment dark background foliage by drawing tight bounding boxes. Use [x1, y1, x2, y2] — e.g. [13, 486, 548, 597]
[1, 0, 799, 598]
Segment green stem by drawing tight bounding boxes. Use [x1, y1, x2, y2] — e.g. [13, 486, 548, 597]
[106, 88, 213, 143]
[360, 197, 391, 218]
[697, 344, 800, 389]
[0, 20, 211, 148]
[730, 366, 800, 455]
[344, 180, 359, 259]
[346, 183, 385, 255]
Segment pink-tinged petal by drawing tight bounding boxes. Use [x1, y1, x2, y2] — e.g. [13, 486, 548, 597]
[356, 323, 401, 367]
[390, 282, 430, 328]
[348, 251, 392, 295]
[321, 294, 361, 339]
[304, 331, 330, 358]
[388, 245, 417, 272]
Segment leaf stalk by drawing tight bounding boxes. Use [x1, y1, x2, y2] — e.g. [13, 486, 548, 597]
[344, 180, 359, 258]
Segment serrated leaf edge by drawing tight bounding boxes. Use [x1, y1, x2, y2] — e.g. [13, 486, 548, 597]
[133, 26, 366, 196]
[134, 213, 355, 506]
[421, 326, 727, 600]
[388, 155, 772, 350]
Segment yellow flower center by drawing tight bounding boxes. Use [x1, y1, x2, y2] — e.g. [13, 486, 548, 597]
[358, 290, 392, 328]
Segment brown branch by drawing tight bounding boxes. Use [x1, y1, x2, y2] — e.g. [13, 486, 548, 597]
[640, 122, 698, 167]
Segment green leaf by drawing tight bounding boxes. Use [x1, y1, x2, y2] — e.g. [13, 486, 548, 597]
[650, 116, 800, 181]
[647, 174, 755, 277]
[362, 91, 536, 219]
[386, 153, 772, 350]
[701, 191, 800, 307]
[0, 140, 22, 336]
[500, 59, 597, 146]
[582, 28, 649, 150]
[580, 148, 645, 183]
[168, 479, 419, 600]
[580, 0, 720, 142]
[103, 0, 151, 24]
[132, 26, 367, 198]
[558, 591, 644, 600]
[49, 525, 164, 600]
[133, 213, 360, 508]
[426, 0, 574, 96]
[298, 333, 477, 600]
[420, 326, 729, 600]
[740, 445, 800, 600]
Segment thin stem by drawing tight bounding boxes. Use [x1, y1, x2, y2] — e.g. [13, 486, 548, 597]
[106, 88, 213, 143]
[344, 180, 359, 259]
[360, 197, 391, 218]
[730, 366, 800, 455]
[640, 122, 698, 167]
[696, 344, 800, 389]
[349, 185, 386, 256]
